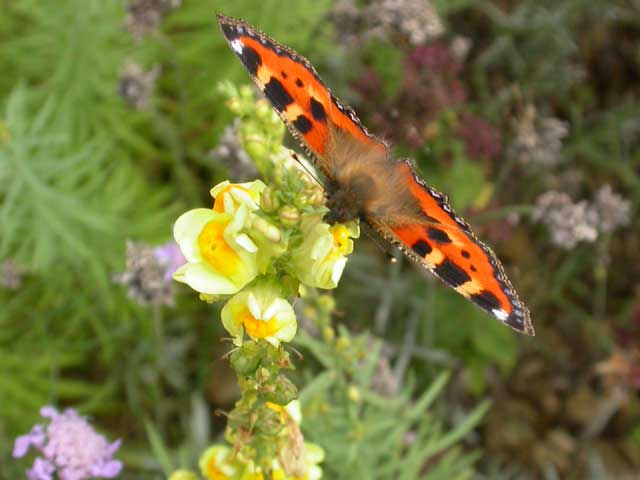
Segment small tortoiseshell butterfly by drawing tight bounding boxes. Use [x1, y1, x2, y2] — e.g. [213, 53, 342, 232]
[217, 14, 534, 335]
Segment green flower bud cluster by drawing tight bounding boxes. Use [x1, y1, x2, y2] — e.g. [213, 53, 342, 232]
[227, 341, 297, 472]
[218, 82, 285, 178]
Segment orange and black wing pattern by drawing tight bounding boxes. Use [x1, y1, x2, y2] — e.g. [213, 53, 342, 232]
[217, 13, 533, 335]
[370, 160, 533, 335]
[217, 13, 387, 179]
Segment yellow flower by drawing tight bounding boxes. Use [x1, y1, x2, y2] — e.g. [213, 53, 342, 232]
[266, 400, 302, 425]
[199, 445, 239, 480]
[270, 443, 325, 480]
[221, 284, 297, 346]
[210, 180, 265, 215]
[167, 470, 198, 480]
[173, 204, 258, 295]
[292, 216, 359, 289]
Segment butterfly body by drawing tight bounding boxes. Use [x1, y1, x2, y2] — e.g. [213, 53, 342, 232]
[217, 14, 534, 335]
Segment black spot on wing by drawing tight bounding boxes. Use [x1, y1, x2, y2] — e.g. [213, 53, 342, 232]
[506, 312, 523, 330]
[461, 250, 470, 259]
[293, 115, 313, 134]
[470, 290, 501, 311]
[470, 265, 477, 272]
[310, 97, 326, 121]
[427, 227, 452, 244]
[263, 78, 293, 112]
[412, 240, 432, 257]
[239, 47, 261, 76]
[281, 70, 288, 78]
[220, 22, 240, 40]
[434, 259, 471, 287]
[295, 78, 303, 87]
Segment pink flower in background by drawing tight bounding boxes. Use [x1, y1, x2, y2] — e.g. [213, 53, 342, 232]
[13, 406, 122, 480]
[456, 113, 503, 160]
[154, 241, 187, 280]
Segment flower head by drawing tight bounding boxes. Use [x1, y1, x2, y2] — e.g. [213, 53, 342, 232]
[292, 216, 359, 289]
[210, 180, 266, 215]
[593, 184, 631, 233]
[221, 283, 297, 347]
[13, 406, 122, 480]
[124, 0, 181, 40]
[168, 470, 199, 480]
[508, 105, 569, 167]
[173, 204, 258, 295]
[532, 191, 599, 249]
[113, 240, 182, 306]
[118, 61, 160, 110]
[199, 445, 239, 480]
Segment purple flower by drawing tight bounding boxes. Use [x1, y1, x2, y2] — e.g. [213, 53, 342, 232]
[13, 406, 123, 480]
[456, 114, 502, 160]
[153, 240, 186, 280]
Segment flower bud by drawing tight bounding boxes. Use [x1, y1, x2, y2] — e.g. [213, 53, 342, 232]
[252, 216, 281, 243]
[347, 385, 361, 403]
[260, 187, 280, 212]
[322, 326, 335, 343]
[168, 470, 198, 480]
[279, 206, 300, 227]
[230, 343, 263, 376]
[256, 405, 283, 436]
[264, 375, 298, 405]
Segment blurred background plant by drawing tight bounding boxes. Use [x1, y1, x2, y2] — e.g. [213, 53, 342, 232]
[1, 0, 639, 478]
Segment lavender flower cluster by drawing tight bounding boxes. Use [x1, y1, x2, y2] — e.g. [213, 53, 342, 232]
[330, 0, 444, 47]
[124, 0, 182, 40]
[113, 240, 185, 306]
[13, 407, 122, 480]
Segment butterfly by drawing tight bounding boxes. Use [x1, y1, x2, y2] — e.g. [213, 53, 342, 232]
[217, 13, 534, 335]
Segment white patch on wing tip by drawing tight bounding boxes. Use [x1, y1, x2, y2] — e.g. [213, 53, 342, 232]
[492, 308, 509, 321]
[231, 39, 244, 54]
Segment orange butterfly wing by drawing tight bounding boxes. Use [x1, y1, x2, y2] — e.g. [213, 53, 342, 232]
[217, 14, 533, 335]
[370, 161, 533, 335]
[217, 13, 387, 179]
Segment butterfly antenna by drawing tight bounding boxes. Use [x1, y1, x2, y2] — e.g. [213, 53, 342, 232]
[290, 151, 323, 186]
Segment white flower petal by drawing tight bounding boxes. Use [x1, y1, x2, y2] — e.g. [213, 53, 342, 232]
[247, 292, 261, 319]
[230, 188, 258, 210]
[331, 257, 348, 286]
[263, 299, 281, 321]
[173, 209, 216, 262]
[285, 401, 302, 425]
[234, 233, 258, 253]
[210, 180, 231, 199]
[221, 192, 234, 214]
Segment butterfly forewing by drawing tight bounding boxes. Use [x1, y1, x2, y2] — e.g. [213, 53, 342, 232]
[217, 13, 534, 335]
[217, 13, 387, 180]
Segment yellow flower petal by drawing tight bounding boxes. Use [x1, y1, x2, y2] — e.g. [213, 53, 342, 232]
[173, 262, 238, 295]
[174, 208, 217, 263]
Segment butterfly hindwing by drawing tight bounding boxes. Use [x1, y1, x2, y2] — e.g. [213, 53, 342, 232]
[370, 160, 533, 335]
[217, 13, 387, 180]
